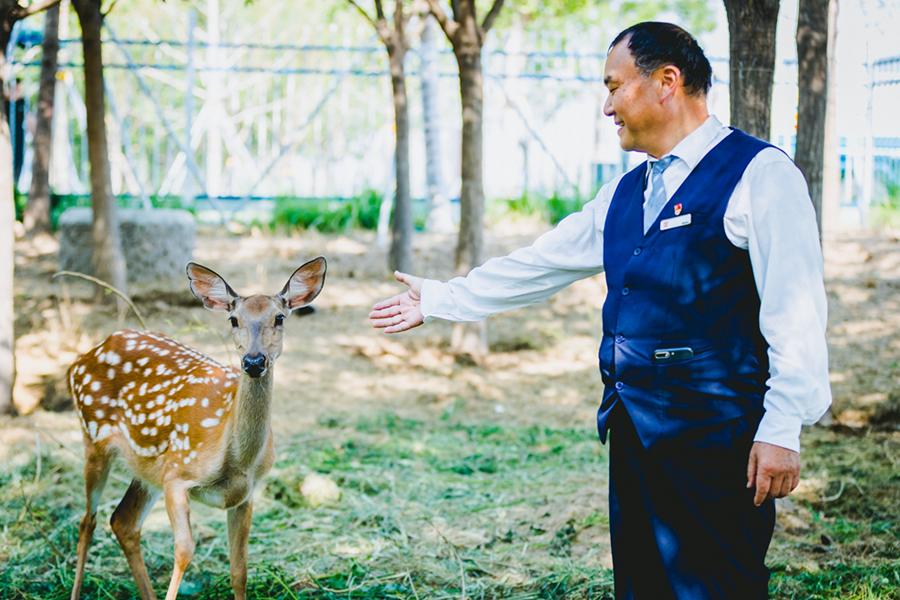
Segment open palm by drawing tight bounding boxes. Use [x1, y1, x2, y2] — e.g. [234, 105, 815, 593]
[369, 272, 425, 333]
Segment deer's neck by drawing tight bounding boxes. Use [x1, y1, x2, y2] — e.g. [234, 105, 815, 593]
[225, 370, 274, 470]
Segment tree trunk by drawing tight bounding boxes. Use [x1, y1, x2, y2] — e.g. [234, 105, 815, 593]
[420, 16, 453, 234]
[795, 0, 829, 239]
[450, 40, 488, 360]
[0, 44, 15, 413]
[820, 0, 839, 234]
[723, 0, 780, 140]
[24, 3, 60, 236]
[388, 45, 414, 274]
[72, 0, 128, 302]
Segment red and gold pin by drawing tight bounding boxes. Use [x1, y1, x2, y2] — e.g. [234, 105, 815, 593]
[674, 203, 683, 216]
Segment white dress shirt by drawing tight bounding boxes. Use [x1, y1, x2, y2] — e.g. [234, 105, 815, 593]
[421, 116, 832, 453]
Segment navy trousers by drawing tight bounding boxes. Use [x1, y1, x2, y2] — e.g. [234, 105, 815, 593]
[608, 405, 776, 600]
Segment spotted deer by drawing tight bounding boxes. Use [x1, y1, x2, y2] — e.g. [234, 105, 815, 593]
[68, 257, 326, 600]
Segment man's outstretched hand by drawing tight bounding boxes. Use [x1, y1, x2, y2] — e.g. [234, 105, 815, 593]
[747, 442, 800, 506]
[370, 272, 425, 333]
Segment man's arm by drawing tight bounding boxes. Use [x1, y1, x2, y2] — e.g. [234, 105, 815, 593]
[371, 178, 622, 331]
[726, 147, 832, 505]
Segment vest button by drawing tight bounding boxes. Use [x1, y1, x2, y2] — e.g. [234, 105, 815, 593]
[622, 287, 631, 296]
[615, 381, 624, 390]
[615, 335, 624, 343]
[633, 247, 642, 256]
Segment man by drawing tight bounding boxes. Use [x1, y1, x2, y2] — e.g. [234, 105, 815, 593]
[370, 22, 831, 600]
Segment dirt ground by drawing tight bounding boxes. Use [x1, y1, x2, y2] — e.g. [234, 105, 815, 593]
[3, 220, 900, 596]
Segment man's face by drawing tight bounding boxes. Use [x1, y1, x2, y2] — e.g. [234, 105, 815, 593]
[603, 41, 660, 153]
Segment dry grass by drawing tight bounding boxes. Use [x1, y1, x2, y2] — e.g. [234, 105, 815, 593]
[2, 224, 900, 599]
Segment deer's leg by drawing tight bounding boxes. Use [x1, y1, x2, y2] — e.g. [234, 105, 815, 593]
[110, 479, 162, 600]
[71, 443, 113, 600]
[226, 501, 253, 600]
[162, 482, 194, 600]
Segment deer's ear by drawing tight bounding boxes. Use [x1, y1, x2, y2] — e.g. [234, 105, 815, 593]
[186, 263, 240, 312]
[278, 257, 326, 311]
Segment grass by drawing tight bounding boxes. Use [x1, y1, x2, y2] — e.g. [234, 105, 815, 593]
[2, 415, 899, 599]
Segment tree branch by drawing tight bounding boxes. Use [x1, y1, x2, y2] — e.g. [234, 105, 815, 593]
[374, 0, 386, 22]
[481, 0, 505, 34]
[406, 13, 430, 46]
[348, 0, 378, 30]
[350, 0, 392, 45]
[424, 0, 459, 39]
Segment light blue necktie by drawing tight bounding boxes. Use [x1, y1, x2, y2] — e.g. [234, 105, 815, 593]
[643, 155, 677, 234]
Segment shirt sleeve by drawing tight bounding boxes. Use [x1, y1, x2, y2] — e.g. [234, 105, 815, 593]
[420, 177, 620, 322]
[724, 148, 833, 453]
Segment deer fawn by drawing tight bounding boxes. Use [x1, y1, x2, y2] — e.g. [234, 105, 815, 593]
[68, 257, 326, 600]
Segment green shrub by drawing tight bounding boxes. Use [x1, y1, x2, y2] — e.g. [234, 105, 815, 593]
[273, 190, 382, 233]
[489, 191, 589, 225]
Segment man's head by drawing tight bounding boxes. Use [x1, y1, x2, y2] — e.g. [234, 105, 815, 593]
[604, 22, 712, 157]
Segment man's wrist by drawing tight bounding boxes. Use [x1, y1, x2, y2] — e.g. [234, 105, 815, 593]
[753, 412, 803, 454]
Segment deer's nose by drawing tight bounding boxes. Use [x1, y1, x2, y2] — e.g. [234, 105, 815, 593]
[242, 354, 267, 378]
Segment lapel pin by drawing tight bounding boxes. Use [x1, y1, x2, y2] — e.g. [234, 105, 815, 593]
[674, 203, 683, 216]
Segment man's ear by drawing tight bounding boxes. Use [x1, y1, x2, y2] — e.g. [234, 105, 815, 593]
[657, 64, 682, 102]
[186, 263, 241, 312]
[278, 257, 327, 311]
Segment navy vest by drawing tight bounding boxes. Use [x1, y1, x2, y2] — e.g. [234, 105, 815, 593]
[597, 129, 773, 448]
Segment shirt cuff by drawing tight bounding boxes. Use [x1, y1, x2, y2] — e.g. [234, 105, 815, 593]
[420, 278, 449, 321]
[753, 410, 803, 453]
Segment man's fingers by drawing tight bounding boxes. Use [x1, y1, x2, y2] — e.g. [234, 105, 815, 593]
[372, 294, 404, 312]
[779, 475, 794, 499]
[753, 473, 770, 506]
[746, 450, 758, 489]
[369, 304, 402, 319]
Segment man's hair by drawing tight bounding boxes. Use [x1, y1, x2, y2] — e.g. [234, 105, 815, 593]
[610, 22, 712, 97]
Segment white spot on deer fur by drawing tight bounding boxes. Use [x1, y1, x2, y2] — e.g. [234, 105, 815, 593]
[100, 396, 109, 405]
[83, 373, 92, 385]
[83, 395, 93, 406]
[141, 427, 150, 435]
[91, 381, 100, 392]
[215, 409, 224, 417]
[156, 364, 167, 376]
[107, 368, 115, 379]
[139, 383, 148, 396]
[126, 340, 137, 351]
[144, 369, 152, 377]
[201, 398, 209, 407]
[137, 357, 149, 367]
[96, 424, 112, 441]
[138, 413, 146, 424]
[78, 365, 86, 375]
[88, 422, 98, 439]
[105, 352, 121, 365]
[184, 456, 192, 464]
[123, 362, 132, 374]
[95, 409, 104, 418]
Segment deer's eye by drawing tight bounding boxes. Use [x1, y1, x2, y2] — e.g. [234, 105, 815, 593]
[274, 314, 285, 327]
[229, 316, 238, 328]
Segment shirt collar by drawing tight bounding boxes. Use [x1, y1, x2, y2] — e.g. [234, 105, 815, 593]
[647, 115, 726, 172]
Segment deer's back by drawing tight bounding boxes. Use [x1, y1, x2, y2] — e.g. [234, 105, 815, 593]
[69, 330, 240, 485]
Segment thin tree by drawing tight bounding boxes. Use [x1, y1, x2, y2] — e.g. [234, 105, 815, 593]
[723, 0, 780, 140]
[425, 0, 505, 361]
[0, 0, 63, 414]
[349, 0, 426, 274]
[71, 0, 128, 304]
[23, 3, 60, 237]
[795, 0, 830, 238]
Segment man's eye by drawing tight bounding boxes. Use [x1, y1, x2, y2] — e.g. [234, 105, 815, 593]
[275, 315, 285, 326]
[229, 317, 238, 328]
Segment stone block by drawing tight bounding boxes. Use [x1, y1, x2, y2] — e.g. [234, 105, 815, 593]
[58, 207, 196, 283]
